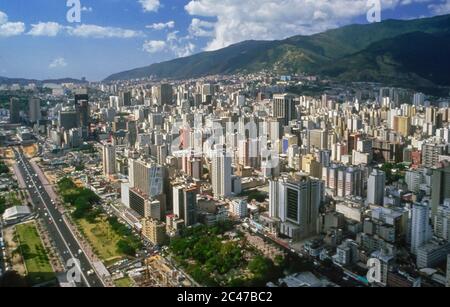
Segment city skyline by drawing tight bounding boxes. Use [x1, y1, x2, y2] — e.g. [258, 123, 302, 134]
[0, 0, 449, 80]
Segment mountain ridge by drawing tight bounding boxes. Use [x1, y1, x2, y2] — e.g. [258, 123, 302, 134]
[104, 14, 450, 94]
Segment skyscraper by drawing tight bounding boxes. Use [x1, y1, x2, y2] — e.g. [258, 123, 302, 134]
[411, 201, 432, 255]
[173, 185, 198, 227]
[9, 97, 21, 124]
[102, 143, 116, 176]
[129, 158, 164, 198]
[422, 142, 447, 168]
[269, 174, 324, 241]
[154, 84, 173, 105]
[431, 165, 450, 218]
[120, 91, 132, 107]
[367, 169, 386, 206]
[272, 94, 296, 126]
[74, 89, 90, 140]
[28, 97, 41, 123]
[211, 146, 232, 198]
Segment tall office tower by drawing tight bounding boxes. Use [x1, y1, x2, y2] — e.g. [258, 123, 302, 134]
[308, 129, 328, 151]
[9, 97, 21, 124]
[272, 94, 296, 126]
[393, 116, 411, 137]
[74, 89, 90, 139]
[431, 165, 450, 218]
[126, 120, 138, 148]
[367, 169, 386, 206]
[201, 83, 215, 103]
[269, 175, 324, 241]
[74, 88, 88, 105]
[411, 201, 432, 255]
[422, 143, 447, 168]
[434, 201, 450, 240]
[58, 109, 78, 130]
[173, 185, 198, 227]
[28, 97, 41, 123]
[345, 167, 363, 197]
[155, 84, 173, 105]
[120, 91, 132, 107]
[413, 92, 425, 107]
[211, 146, 232, 198]
[129, 159, 164, 198]
[102, 143, 116, 176]
[77, 100, 90, 139]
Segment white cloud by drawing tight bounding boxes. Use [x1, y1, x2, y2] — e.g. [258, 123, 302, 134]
[0, 11, 7, 25]
[0, 10, 25, 37]
[139, 0, 161, 12]
[185, 0, 429, 51]
[142, 31, 196, 57]
[189, 18, 214, 37]
[143, 40, 167, 53]
[147, 21, 175, 30]
[28, 22, 63, 37]
[429, 0, 450, 14]
[49, 57, 68, 69]
[67, 24, 143, 38]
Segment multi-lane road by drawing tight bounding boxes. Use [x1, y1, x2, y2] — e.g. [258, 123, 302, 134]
[13, 148, 104, 287]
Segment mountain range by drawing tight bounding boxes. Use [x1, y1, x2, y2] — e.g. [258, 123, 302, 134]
[105, 14, 450, 95]
[0, 76, 88, 86]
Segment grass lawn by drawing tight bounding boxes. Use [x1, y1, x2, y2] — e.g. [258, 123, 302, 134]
[77, 216, 125, 266]
[114, 276, 134, 287]
[16, 222, 56, 286]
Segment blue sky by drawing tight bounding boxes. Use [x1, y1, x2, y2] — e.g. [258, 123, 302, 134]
[0, 0, 448, 81]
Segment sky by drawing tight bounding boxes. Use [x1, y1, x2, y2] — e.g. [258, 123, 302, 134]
[0, 0, 449, 81]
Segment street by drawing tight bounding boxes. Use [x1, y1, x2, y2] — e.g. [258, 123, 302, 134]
[13, 147, 104, 287]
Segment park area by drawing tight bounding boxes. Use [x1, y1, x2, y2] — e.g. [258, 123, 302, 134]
[16, 222, 56, 286]
[58, 177, 142, 266]
[114, 276, 134, 287]
[77, 217, 126, 266]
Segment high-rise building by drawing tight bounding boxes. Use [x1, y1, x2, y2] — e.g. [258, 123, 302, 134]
[272, 94, 296, 126]
[211, 146, 232, 198]
[434, 201, 450, 240]
[58, 109, 78, 130]
[422, 143, 447, 168]
[269, 174, 324, 241]
[308, 129, 328, 151]
[411, 201, 432, 255]
[367, 169, 386, 206]
[173, 185, 198, 227]
[154, 84, 173, 105]
[74, 89, 90, 139]
[129, 158, 164, 198]
[102, 143, 116, 176]
[141, 218, 168, 246]
[120, 91, 132, 107]
[431, 165, 450, 219]
[9, 97, 21, 124]
[28, 97, 41, 123]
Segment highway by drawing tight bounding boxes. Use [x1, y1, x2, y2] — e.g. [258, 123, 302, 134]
[13, 148, 104, 287]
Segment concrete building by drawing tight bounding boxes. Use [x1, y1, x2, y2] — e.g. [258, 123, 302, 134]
[141, 218, 168, 246]
[173, 185, 198, 227]
[102, 143, 116, 177]
[211, 146, 232, 198]
[269, 174, 324, 241]
[431, 165, 450, 219]
[272, 94, 296, 126]
[28, 97, 41, 123]
[411, 201, 432, 255]
[367, 169, 386, 206]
